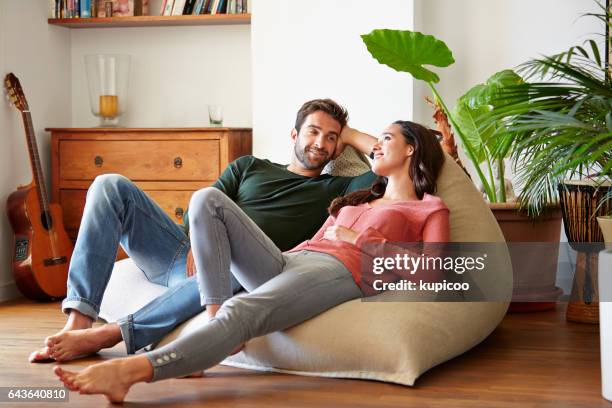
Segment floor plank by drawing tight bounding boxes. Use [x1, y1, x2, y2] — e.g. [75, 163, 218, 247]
[0, 299, 607, 407]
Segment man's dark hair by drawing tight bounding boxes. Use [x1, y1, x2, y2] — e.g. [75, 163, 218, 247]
[294, 99, 349, 132]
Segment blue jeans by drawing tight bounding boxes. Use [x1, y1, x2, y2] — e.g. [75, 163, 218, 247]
[62, 174, 241, 354]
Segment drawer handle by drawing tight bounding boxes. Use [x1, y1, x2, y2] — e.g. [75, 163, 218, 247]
[94, 155, 103, 167]
[174, 157, 183, 169]
[175, 207, 184, 218]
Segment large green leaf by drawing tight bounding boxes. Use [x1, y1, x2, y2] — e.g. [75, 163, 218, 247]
[454, 70, 525, 164]
[461, 70, 525, 109]
[361, 29, 455, 83]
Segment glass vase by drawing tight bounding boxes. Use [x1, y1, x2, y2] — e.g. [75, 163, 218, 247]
[84, 54, 131, 127]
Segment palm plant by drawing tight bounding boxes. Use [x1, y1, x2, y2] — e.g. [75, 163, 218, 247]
[483, 2, 612, 215]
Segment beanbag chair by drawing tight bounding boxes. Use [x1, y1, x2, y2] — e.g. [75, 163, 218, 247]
[151, 154, 512, 386]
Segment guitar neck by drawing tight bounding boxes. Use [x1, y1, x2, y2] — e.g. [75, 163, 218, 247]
[21, 110, 51, 214]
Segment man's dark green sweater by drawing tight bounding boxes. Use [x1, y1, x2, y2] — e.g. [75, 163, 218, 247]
[183, 155, 376, 251]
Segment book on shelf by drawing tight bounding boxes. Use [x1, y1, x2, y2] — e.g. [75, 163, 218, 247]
[192, 0, 204, 14]
[49, 0, 246, 18]
[200, 0, 211, 14]
[51, 0, 152, 18]
[183, 0, 195, 14]
[171, 0, 186, 15]
[163, 0, 175, 15]
[219, 0, 228, 14]
[80, 0, 91, 17]
[209, 0, 219, 15]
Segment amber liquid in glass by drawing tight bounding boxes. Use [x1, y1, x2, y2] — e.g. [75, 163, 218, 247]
[99, 95, 118, 118]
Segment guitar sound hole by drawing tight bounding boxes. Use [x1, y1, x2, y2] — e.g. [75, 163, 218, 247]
[40, 211, 53, 231]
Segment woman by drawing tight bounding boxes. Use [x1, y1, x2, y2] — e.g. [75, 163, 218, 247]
[54, 121, 450, 403]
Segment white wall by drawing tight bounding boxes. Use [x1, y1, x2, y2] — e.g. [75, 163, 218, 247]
[0, 0, 71, 302]
[0, 0, 604, 302]
[412, 0, 604, 180]
[251, 0, 414, 163]
[70, 25, 252, 127]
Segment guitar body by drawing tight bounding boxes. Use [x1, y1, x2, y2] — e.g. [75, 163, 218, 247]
[6, 183, 72, 300]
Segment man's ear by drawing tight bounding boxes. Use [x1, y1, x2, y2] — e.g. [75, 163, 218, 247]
[290, 128, 298, 143]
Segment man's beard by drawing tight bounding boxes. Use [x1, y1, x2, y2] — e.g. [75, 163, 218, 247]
[294, 143, 331, 170]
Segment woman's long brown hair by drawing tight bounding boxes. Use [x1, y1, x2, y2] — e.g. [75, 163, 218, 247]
[328, 121, 445, 217]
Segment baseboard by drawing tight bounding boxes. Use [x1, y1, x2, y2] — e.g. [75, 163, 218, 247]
[0, 281, 23, 303]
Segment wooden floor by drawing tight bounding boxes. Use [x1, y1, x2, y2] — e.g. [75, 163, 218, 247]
[0, 299, 607, 407]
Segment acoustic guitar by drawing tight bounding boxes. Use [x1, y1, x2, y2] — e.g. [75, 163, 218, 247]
[5, 73, 73, 300]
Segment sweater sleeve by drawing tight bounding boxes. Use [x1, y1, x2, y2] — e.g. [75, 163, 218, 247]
[423, 208, 450, 242]
[354, 227, 389, 258]
[310, 214, 336, 241]
[357, 207, 451, 289]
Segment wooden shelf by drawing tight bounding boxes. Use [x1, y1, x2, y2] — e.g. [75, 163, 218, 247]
[48, 14, 251, 28]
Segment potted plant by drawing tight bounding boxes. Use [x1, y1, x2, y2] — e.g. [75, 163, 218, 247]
[454, 69, 565, 311]
[360, 30, 563, 311]
[472, 2, 612, 322]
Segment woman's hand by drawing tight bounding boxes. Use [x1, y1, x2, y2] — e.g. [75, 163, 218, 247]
[323, 225, 359, 245]
[186, 248, 196, 277]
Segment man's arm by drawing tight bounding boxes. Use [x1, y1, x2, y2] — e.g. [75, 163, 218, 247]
[334, 126, 377, 159]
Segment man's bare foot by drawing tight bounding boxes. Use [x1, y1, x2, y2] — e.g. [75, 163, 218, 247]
[46, 324, 122, 362]
[53, 355, 153, 403]
[30, 310, 94, 363]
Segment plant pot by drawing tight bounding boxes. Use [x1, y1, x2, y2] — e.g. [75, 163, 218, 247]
[559, 180, 611, 324]
[489, 202, 563, 313]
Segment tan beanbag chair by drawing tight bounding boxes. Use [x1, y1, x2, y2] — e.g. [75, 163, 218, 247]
[154, 154, 512, 386]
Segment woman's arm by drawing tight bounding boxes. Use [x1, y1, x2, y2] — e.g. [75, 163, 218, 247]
[310, 215, 336, 241]
[357, 209, 450, 288]
[422, 209, 450, 243]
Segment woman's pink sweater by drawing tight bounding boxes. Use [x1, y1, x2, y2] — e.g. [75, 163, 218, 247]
[288, 193, 450, 284]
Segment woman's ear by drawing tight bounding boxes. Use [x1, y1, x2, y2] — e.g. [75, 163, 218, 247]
[405, 145, 415, 157]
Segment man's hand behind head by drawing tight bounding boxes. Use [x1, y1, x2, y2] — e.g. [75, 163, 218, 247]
[332, 126, 357, 160]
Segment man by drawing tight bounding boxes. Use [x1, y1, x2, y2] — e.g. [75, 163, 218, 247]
[30, 99, 377, 362]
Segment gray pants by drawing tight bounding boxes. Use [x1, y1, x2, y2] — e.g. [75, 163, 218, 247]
[145, 187, 362, 381]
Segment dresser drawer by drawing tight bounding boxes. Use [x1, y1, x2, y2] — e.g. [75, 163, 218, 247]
[59, 140, 220, 181]
[60, 188, 206, 232]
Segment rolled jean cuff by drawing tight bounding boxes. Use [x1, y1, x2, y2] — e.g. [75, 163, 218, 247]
[145, 346, 185, 382]
[116, 315, 136, 355]
[61, 297, 99, 321]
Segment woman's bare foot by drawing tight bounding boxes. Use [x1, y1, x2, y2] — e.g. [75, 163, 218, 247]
[29, 310, 93, 363]
[45, 324, 122, 362]
[53, 355, 153, 403]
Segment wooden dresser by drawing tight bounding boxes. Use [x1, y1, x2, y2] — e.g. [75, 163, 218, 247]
[48, 128, 252, 242]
